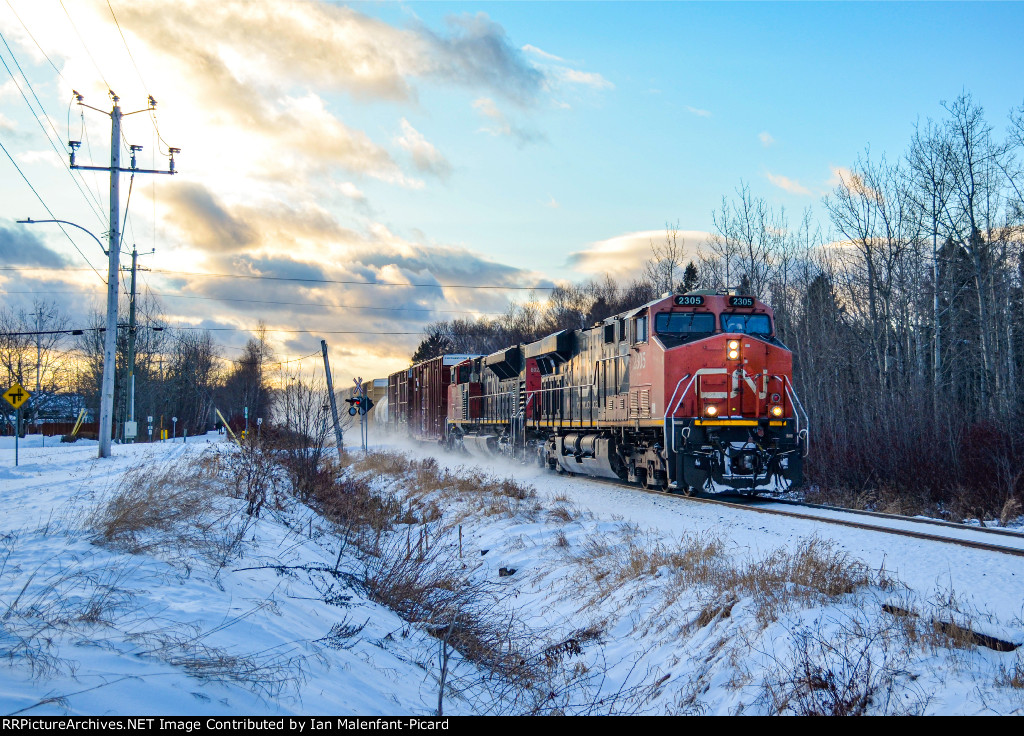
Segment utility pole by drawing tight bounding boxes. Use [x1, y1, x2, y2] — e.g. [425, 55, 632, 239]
[321, 339, 344, 458]
[122, 244, 153, 442]
[70, 91, 178, 458]
[34, 305, 41, 429]
[125, 246, 137, 441]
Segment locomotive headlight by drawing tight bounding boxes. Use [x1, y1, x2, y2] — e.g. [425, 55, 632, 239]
[728, 340, 740, 351]
[727, 349, 740, 360]
[770, 405, 783, 417]
[704, 404, 719, 417]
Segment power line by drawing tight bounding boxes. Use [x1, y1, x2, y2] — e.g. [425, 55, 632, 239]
[104, 0, 167, 156]
[0, 266, 557, 291]
[79, 106, 106, 221]
[173, 327, 425, 335]
[148, 268, 555, 291]
[0, 326, 424, 337]
[0, 137, 105, 282]
[0, 339, 324, 371]
[3, 0, 65, 81]
[104, 0, 148, 94]
[0, 288, 505, 316]
[0, 31, 108, 226]
[58, 0, 110, 91]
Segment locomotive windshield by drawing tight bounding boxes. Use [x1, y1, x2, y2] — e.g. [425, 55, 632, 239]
[655, 311, 715, 336]
[721, 313, 772, 335]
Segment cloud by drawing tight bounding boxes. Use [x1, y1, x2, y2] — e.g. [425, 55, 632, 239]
[472, 97, 545, 146]
[419, 13, 545, 104]
[0, 223, 68, 267]
[162, 183, 257, 252]
[0, 0, 583, 382]
[686, 106, 712, 118]
[395, 118, 451, 179]
[520, 44, 613, 93]
[766, 172, 812, 196]
[758, 131, 775, 147]
[146, 201, 549, 376]
[158, 180, 547, 316]
[543, 195, 559, 209]
[118, 2, 543, 105]
[106, 1, 547, 186]
[521, 44, 565, 63]
[828, 165, 883, 203]
[0, 112, 16, 133]
[16, 150, 57, 166]
[336, 182, 366, 202]
[554, 68, 613, 90]
[566, 229, 710, 277]
[216, 254, 329, 284]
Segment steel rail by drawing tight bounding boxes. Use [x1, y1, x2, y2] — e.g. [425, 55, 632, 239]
[575, 476, 1024, 558]
[765, 497, 1024, 540]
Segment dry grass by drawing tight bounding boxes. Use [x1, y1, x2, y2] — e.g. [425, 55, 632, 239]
[85, 457, 254, 573]
[129, 622, 305, 699]
[569, 528, 883, 626]
[762, 613, 926, 716]
[311, 450, 674, 714]
[224, 438, 287, 517]
[1001, 497, 1022, 527]
[347, 452, 538, 524]
[87, 460, 219, 552]
[0, 535, 137, 680]
[547, 503, 581, 524]
[801, 483, 934, 518]
[997, 659, 1024, 689]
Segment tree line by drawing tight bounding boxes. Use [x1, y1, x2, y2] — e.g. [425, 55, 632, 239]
[0, 295, 277, 439]
[412, 92, 1024, 520]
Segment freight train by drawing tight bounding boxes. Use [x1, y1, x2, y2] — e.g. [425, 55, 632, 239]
[385, 291, 808, 494]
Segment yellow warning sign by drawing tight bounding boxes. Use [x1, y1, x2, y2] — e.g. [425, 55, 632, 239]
[3, 383, 30, 410]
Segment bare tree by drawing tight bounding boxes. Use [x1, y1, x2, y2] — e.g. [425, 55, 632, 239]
[0, 301, 73, 430]
[643, 223, 685, 295]
[703, 182, 785, 297]
[166, 329, 220, 435]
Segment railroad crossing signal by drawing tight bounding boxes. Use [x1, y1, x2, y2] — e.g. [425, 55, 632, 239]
[345, 395, 374, 415]
[3, 383, 30, 410]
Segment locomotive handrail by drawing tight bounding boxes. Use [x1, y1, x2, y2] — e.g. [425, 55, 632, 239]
[665, 373, 697, 454]
[529, 382, 608, 428]
[782, 375, 810, 457]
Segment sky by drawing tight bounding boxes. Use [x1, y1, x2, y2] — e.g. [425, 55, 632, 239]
[1, 1, 1023, 383]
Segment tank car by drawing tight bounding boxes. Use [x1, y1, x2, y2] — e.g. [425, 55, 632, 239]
[443, 292, 807, 494]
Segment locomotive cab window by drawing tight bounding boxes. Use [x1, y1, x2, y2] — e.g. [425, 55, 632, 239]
[633, 315, 648, 344]
[604, 323, 615, 344]
[655, 311, 715, 337]
[721, 313, 772, 336]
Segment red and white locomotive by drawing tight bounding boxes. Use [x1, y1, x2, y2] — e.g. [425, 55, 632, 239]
[386, 291, 807, 494]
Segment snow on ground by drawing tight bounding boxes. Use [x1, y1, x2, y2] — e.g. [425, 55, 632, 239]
[380, 437, 1024, 714]
[0, 435, 473, 715]
[394, 440, 1024, 626]
[1, 434, 1023, 715]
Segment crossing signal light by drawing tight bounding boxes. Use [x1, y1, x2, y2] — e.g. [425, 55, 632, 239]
[344, 396, 375, 415]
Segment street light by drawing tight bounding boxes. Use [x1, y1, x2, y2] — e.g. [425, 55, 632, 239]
[17, 218, 107, 255]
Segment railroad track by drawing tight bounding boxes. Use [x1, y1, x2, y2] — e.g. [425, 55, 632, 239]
[575, 476, 1024, 558]
[401, 440, 1024, 557]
